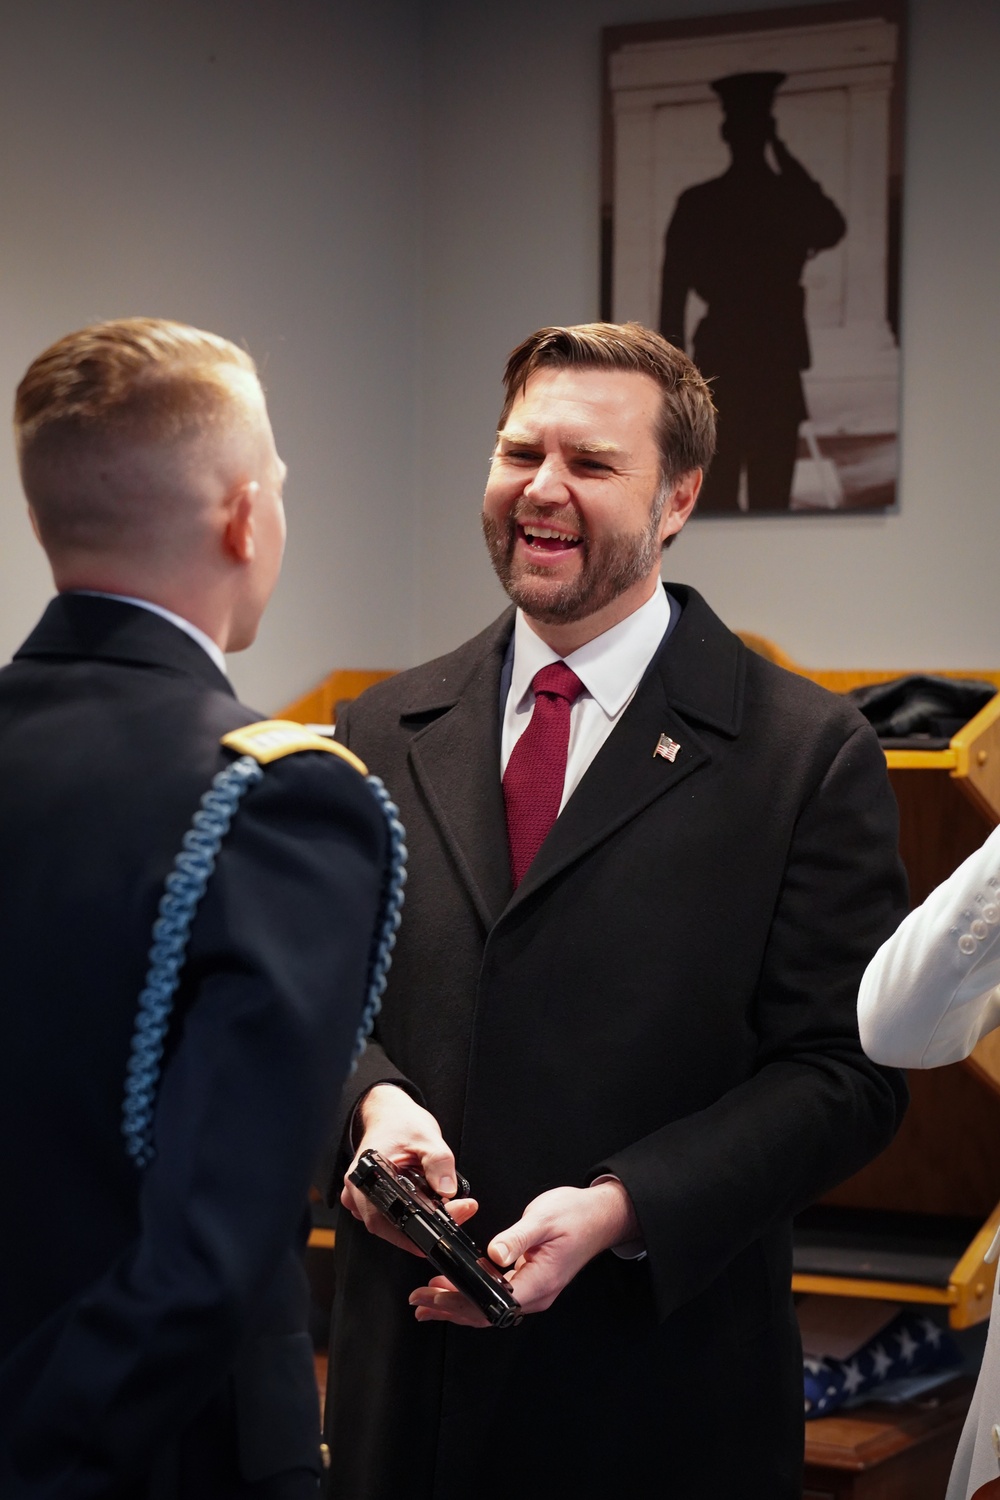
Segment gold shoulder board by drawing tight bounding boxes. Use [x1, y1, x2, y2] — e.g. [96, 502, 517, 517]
[221, 719, 368, 776]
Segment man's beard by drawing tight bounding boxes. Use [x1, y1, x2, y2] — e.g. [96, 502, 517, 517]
[482, 486, 668, 626]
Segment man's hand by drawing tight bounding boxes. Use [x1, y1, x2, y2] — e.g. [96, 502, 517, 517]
[340, 1084, 476, 1256]
[408, 1179, 639, 1326]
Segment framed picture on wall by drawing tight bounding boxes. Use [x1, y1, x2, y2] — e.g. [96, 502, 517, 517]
[601, 0, 905, 516]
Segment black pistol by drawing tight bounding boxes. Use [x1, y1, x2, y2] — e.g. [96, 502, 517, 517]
[348, 1149, 523, 1329]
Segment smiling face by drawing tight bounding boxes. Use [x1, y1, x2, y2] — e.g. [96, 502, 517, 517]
[482, 366, 699, 650]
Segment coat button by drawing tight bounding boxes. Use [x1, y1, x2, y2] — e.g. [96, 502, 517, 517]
[971, 919, 989, 940]
[992, 1423, 1000, 1459]
[959, 934, 978, 954]
[983, 904, 999, 924]
[320, 1443, 331, 1471]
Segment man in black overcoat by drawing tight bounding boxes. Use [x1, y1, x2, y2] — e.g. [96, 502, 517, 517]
[0, 319, 388, 1498]
[324, 322, 908, 1499]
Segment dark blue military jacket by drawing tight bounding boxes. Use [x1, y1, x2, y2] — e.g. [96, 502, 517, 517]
[0, 594, 386, 1499]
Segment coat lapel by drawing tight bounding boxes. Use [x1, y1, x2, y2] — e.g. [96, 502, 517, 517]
[407, 614, 514, 930]
[509, 584, 746, 911]
[402, 586, 747, 926]
[512, 680, 709, 908]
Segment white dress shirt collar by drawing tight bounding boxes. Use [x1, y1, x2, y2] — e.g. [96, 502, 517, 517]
[510, 584, 670, 716]
[69, 591, 229, 677]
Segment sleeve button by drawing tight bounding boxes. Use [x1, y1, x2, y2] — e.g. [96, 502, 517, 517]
[959, 934, 978, 955]
[971, 919, 989, 940]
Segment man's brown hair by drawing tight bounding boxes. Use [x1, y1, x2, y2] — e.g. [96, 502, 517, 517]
[15, 317, 258, 555]
[498, 321, 716, 484]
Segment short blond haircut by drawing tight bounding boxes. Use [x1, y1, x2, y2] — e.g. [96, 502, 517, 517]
[15, 317, 258, 554]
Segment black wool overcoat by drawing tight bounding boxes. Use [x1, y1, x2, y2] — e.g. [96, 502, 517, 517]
[325, 584, 908, 1500]
[0, 595, 386, 1500]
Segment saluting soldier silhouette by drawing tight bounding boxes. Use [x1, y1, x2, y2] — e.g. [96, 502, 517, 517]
[659, 70, 846, 512]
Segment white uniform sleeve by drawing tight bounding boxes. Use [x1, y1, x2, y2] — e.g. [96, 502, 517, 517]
[858, 821, 1000, 1068]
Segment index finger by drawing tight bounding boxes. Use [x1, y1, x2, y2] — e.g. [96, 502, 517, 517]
[339, 1179, 426, 1257]
[408, 1276, 490, 1328]
[443, 1196, 478, 1226]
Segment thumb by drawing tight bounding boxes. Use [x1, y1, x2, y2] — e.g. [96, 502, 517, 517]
[489, 1212, 539, 1270]
[419, 1142, 458, 1199]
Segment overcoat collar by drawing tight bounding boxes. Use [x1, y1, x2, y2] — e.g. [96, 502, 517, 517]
[400, 584, 746, 929]
[13, 593, 235, 697]
[403, 610, 516, 929]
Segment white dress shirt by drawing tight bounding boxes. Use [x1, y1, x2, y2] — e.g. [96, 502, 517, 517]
[501, 584, 672, 812]
[70, 591, 229, 677]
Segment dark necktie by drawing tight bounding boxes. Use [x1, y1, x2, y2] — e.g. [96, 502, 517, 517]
[503, 661, 585, 887]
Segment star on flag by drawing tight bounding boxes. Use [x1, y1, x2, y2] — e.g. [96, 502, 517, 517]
[896, 1326, 920, 1365]
[919, 1316, 943, 1348]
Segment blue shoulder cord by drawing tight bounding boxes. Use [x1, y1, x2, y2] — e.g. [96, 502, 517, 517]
[122, 754, 407, 1169]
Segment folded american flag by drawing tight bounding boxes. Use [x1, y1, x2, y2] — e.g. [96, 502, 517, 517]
[803, 1309, 960, 1417]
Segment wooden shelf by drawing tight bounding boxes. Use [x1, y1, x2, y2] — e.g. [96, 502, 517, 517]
[282, 669, 395, 728]
[883, 749, 957, 771]
[792, 1191, 1000, 1327]
[742, 635, 1000, 1328]
[803, 1377, 975, 1498]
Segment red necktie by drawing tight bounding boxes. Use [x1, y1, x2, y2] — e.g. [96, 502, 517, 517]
[503, 661, 585, 887]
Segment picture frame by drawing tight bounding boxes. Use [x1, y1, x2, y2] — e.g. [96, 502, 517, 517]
[601, 0, 906, 515]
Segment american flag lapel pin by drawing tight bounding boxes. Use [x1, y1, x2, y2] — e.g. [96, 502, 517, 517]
[654, 734, 681, 763]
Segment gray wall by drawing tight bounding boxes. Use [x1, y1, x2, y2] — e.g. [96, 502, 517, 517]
[0, 0, 421, 709]
[1, 0, 998, 710]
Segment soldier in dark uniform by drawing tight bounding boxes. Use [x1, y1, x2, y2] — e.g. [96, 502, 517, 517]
[0, 319, 389, 1498]
[659, 71, 846, 511]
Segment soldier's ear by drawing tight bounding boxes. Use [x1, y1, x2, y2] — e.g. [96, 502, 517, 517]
[221, 481, 260, 565]
[27, 505, 42, 545]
